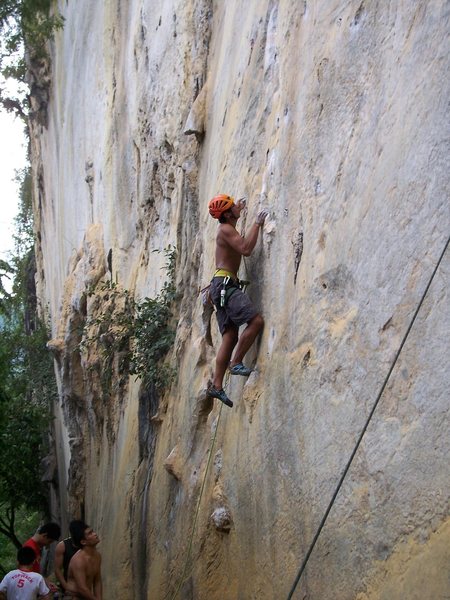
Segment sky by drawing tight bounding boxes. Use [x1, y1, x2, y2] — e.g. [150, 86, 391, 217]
[0, 102, 27, 264]
[0, 34, 28, 265]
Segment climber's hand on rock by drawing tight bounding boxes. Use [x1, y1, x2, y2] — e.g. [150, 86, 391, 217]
[256, 210, 268, 226]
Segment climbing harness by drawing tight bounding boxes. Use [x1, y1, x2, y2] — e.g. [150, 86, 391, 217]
[219, 275, 241, 307]
[166, 374, 230, 600]
[220, 276, 229, 306]
[200, 272, 250, 310]
[286, 233, 450, 600]
[214, 268, 237, 278]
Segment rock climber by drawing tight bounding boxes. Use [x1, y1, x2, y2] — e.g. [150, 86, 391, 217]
[207, 194, 268, 407]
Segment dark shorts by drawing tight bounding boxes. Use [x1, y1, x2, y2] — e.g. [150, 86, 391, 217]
[210, 277, 258, 335]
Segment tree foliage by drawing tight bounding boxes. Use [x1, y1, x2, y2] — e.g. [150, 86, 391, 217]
[0, 506, 39, 575]
[0, 3, 63, 568]
[0, 0, 64, 69]
[0, 260, 13, 309]
[0, 166, 57, 574]
[0, 0, 64, 116]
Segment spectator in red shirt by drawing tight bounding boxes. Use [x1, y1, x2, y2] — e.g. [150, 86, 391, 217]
[22, 522, 60, 596]
[23, 522, 61, 574]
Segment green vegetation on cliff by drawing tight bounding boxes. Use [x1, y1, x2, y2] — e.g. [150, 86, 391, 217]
[80, 247, 178, 395]
[131, 246, 177, 391]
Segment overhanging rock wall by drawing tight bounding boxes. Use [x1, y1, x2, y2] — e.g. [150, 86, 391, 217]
[30, 1, 449, 599]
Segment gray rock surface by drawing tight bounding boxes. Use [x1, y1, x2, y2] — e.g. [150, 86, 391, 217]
[29, 1, 449, 598]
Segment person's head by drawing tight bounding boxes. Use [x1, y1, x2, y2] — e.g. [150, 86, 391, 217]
[209, 194, 245, 224]
[72, 524, 100, 549]
[17, 546, 36, 567]
[37, 522, 61, 546]
[69, 520, 88, 547]
[218, 209, 234, 224]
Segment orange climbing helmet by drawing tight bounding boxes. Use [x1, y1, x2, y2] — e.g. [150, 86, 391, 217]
[208, 194, 234, 219]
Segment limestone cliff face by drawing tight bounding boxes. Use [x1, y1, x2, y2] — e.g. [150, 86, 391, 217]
[29, 1, 449, 599]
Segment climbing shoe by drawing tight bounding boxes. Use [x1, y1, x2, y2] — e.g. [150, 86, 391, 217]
[207, 385, 233, 408]
[229, 362, 252, 377]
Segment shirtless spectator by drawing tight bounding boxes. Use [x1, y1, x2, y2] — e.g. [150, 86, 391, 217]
[54, 520, 87, 596]
[65, 525, 102, 600]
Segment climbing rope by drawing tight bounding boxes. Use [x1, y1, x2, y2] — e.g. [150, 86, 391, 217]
[167, 203, 252, 598]
[286, 233, 450, 600]
[167, 374, 229, 600]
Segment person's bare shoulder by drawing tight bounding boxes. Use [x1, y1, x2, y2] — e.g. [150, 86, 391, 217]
[69, 549, 84, 567]
[55, 540, 65, 554]
[217, 223, 239, 243]
[217, 223, 234, 232]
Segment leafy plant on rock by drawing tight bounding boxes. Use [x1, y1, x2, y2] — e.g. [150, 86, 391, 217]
[80, 246, 178, 396]
[131, 246, 177, 391]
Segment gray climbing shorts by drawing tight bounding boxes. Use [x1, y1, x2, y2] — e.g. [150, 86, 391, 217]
[210, 277, 258, 335]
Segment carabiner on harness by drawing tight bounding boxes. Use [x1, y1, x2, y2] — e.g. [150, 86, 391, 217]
[220, 276, 230, 307]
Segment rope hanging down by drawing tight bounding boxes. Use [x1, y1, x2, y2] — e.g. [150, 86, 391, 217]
[286, 234, 450, 600]
[167, 375, 228, 600]
[168, 210, 251, 598]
